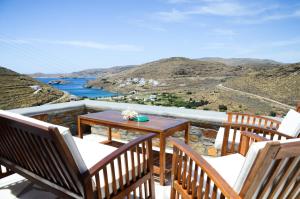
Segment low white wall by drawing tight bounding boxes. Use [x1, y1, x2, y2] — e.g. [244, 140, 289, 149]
[9, 99, 227, 126]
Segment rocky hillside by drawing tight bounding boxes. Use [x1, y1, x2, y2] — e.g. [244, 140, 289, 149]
[224, 63, 300, 106]
[87, 57, 298, 115]
[0, 67, 67, 109]
[87, 57, 244, 93]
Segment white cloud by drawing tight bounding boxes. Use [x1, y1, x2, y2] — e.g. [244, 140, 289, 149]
[157, 9, 188, 22]
[236, 9, 300, 24]
[156, 2, 279, 23]
[51, 40, 142, 51]
[0, 38, 30, 44]
[0, 38, 143, 52]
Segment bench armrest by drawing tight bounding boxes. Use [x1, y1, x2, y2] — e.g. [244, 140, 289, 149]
[239, 131, 268, 156]
[170, 138, 241, 199]
[83, 133, 156, 199]
[221, 122, 293, 156]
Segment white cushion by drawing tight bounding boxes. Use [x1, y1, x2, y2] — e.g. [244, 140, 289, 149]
[203, 153, 245, 187]
[0, 110, 87, 174]
[277, 109, 300, 137]
[214, 127, 241, 150]
[73, 137, 117, 169]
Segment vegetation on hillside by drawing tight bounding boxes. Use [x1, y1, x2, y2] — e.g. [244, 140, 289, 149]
[0, 67, 67, 109]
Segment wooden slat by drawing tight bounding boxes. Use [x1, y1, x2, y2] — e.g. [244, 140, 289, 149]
[182, 154, 188, 189]
[110, 161, 117, 195]
[191, 165, 198, 198]
[204, 177, 211, 199]
[269, 157, 300, 198]
[124, 151, 130, 186]
[95, 173, 102, 199]
[136, 145, 141, 178]
[103, 167, 110, 198]
[186, 158, 193, 193]
[197, 170, 204, 199]
[117, 156, 124, 191]
[131, 148, 136, 182]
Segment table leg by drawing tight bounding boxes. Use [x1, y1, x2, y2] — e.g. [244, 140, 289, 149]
[184, 122, 190, 144]
[108, 127, 112, 141]
[160, 134, 166, 185]
[77, 117, 83, 138]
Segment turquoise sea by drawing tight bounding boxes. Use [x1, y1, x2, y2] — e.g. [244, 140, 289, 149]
[36, 78, 117, 98]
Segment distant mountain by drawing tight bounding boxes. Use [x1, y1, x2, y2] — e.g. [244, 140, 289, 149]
[87, 56, 281, 90]
[29, 65, 137, 78]
[86, 57, 298, 115]
[0, 66, 68, 109]
[197, 57, 282, 68]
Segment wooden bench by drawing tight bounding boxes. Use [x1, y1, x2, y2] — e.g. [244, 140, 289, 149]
[216, 108, 300, 155]
[170, 133, 300, 199]
[0, 110, 155, 199]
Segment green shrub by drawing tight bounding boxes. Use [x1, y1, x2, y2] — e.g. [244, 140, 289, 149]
[219, 104, 228, 112]
[269, 111, 277, 117]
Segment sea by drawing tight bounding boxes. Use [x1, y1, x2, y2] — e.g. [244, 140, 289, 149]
[36, 77, 118, 98]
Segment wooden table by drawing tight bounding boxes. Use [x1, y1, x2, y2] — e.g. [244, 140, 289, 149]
[77, 110, 190, 185]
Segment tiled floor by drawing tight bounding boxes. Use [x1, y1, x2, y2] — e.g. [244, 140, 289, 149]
[0, 174, 171, 199]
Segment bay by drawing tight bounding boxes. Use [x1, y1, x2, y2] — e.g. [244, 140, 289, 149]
[36, 77, 117, 98]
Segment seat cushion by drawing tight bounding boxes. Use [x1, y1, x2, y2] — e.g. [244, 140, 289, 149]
[0, 110, 87, 174]
[203, 153, 245, 187]
[214, 127, 241, 150]
[73, 137, 117, 169]
[277, 109, 300, 137]
[73, 137, 144, 197]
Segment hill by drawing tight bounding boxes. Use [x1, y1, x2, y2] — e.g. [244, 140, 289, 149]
[224, 63, 300, 106]
[87, 57, 242, 93]
[0, 66, 68, 109]
[87, 57, 298, 115]
[29, 65, 136, 78]
[197, 57, 282, 68]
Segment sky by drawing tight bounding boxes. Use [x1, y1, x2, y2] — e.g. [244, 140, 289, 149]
[0, 0, 300, 74]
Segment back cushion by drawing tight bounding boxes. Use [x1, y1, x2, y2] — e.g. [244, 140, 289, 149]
[233, 141, 268, 192]
[0, 110, 88, 173]
[277, 109, 300, 137]
[233, 138, 300, 194]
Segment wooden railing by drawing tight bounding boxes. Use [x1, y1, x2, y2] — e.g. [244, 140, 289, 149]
[221, 123, 293, 156]
[170, 138, 241, 199]
[83, 133, 156, 199]
[227, 112, 281, 130]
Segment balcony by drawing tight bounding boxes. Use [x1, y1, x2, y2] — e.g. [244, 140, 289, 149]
[1, 100, 298, 199]
[0, 100, 229, 198]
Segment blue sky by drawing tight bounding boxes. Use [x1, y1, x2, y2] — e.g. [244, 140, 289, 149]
[0, 0, 300, 74]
